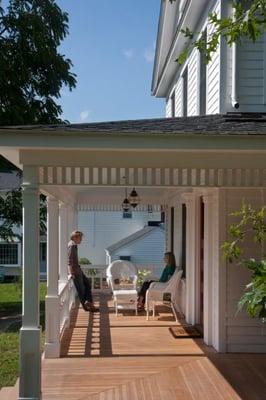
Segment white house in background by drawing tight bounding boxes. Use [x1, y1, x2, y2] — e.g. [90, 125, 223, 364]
[0, 170, 47, 277]
[151, 0, 266, 354]
[105, 224, 165, 277]
[77, 207, 162, 265]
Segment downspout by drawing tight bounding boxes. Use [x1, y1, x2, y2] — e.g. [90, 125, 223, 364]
[231, 38, 239, 109]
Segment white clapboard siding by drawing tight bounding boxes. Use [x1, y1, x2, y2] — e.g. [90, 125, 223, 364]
[77, 211, 162, 265]
[187, 49, 199, 115]
[206, 1, 220, 114]
[166, 96, 172, 117]
[237, 37, 265, 110]
[175, 77, 183, 117]
[223, 189, 266, 353]
[110, 227, 165, 274]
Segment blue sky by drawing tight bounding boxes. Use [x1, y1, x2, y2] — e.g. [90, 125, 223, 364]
[56, 0, 164, 123]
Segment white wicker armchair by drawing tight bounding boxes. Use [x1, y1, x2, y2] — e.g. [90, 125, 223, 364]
[146, 269, 183, 321]
[106, 260, 138, 316]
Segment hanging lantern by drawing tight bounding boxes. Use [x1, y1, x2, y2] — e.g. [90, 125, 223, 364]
[122, 188, 131, 211]
[129, 187, 140, 208]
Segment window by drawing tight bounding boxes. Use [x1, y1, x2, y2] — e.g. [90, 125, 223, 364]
[123, 210, 132, 219]
[199, 30, 207, 115]
[171, 90, 175, 117]
[0, 243, 19, 265]
[119, 256, 131, 261]
[170, 207, 174, 253]
[40, 242, 47, 262]
[182, 67, 188, 116]
[181, 204, 187, 277]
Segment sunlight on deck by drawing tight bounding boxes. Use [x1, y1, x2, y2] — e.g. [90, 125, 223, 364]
[42, 293, 266, 400]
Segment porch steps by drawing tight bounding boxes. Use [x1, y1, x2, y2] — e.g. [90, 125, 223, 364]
[0, 381, 18, 400]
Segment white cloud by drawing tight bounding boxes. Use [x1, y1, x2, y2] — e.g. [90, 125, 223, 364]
[79, 110, 91, 122]
[144, 42, 156, 63]
[144, 49, 155, 63]
[123, 48, 134, 60]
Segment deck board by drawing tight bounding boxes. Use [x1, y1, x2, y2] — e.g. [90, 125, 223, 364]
[42, 293, 266, 399]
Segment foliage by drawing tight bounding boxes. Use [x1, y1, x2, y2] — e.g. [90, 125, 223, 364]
[0, 0, 76, 125]
[221, 203, 266, 321]
[79, 257, 91, 265]
[137, 269, 151, 287]
[0, 187, 47, 240]
[0, 281, 46, 316]
[168, 0, 266, 64]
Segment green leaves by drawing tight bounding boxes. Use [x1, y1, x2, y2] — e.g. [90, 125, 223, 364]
[222, 202, 266, 322]
[176, 0, 266, 64]
[0, 0, 76, 125]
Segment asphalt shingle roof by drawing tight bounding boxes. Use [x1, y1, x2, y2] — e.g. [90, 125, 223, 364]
[1, 113, 266, 135]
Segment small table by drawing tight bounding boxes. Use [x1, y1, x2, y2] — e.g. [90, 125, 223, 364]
[112, 289, 138, 316]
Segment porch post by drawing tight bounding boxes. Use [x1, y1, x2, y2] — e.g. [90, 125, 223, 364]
[202, 194, 214, 345]
[19, 166, 41, 400]
[182, 193, 199, 325]
[59, 202, 68, 284]
[45, 197, 60, 358]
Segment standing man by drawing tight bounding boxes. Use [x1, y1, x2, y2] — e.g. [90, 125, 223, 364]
[68, 230, 98, 312]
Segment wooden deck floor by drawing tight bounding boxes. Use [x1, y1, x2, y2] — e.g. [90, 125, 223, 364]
[42, 293, 266, 400]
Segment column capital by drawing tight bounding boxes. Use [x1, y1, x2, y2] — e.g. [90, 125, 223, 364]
[181, 192, 195, 205]
[202, 194, 214, 205]
[47, 196, 59, 204]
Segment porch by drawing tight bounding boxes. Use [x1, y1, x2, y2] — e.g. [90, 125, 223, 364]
[1, 115, 266, 398]
[41, 292, 266, 399]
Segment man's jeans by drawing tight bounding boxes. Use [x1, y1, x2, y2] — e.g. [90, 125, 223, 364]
[73, 270, 93, 305]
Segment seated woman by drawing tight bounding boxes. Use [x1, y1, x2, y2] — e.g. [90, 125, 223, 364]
[137, 251, 176, 311]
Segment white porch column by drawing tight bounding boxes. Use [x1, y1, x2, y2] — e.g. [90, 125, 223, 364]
[182, 193, 199, 326]
[59, 202, 68, 283]
[19, 166, 41, 400]
[202, 194, 214, 345]
[45, 197, 60, 358]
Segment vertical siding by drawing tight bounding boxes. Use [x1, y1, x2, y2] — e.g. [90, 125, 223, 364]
[187, 49, 199, 115]
[237, 37, 265, 111]
[78, 210, 161, 264]
[222, 189, 266, 353]
[175, 78, 183, 117]
[111, 228, 165, 278]
[206, 1, 220, 114]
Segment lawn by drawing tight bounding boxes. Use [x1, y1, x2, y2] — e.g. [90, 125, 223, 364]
[0, 282, 46, 389]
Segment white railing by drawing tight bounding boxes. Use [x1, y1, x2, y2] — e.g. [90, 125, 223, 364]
[81, 264, 108, 290]
[81, 264, 163, 291]
[59, 277, 77, 333]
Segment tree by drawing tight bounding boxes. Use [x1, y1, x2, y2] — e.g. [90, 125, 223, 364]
[222, 203, 266, 321]
[0, 1, 75, 238]
[0, 0, 76, 125]
[168, 0, 266, 63]
[0, 184, 47, 241]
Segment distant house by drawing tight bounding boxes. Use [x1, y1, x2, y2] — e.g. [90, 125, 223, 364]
[0, 169, 47, 277]
[105, 224, 165, 277]
[78, 207, 162, 265]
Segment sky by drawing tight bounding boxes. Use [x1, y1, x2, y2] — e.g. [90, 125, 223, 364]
[56, 0, 165, 123]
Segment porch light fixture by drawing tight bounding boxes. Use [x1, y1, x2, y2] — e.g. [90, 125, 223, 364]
[122, 188, 131, 212]
[128, 187, 140, 208]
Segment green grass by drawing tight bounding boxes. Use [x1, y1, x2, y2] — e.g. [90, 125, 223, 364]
[0, 282, 47, 389]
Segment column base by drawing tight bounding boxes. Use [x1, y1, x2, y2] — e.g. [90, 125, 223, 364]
[45, 295, 60, 358]
[19, 327, 41, 400]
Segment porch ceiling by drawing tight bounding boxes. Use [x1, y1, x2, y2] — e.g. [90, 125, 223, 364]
[40, 185, 179, 208]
